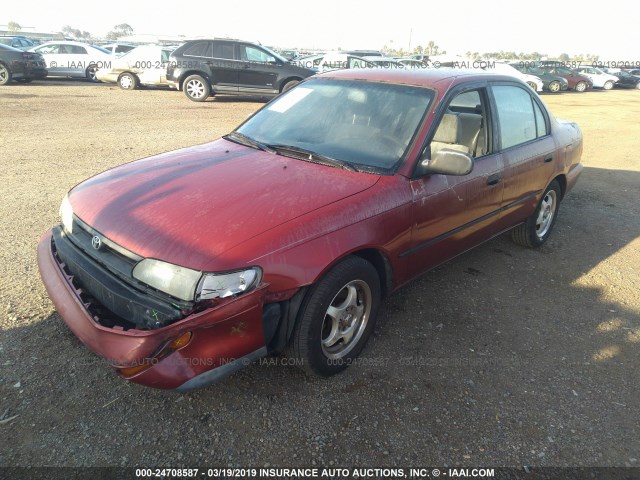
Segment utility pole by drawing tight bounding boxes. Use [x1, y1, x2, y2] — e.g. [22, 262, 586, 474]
[408, 28, 412, 53]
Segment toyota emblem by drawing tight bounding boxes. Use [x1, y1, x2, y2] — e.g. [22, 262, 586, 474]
[91, 235, 102, 250]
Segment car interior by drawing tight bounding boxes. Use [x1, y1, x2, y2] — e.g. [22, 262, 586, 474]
[430, 90, 487, 160]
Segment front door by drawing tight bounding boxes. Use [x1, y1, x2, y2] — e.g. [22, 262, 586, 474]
[402, 87, 505, 280]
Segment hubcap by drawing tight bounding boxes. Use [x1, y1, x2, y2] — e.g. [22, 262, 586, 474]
[0, 65, 8, 82]
[186, 80, 205, 98]
[321, 280, 372, 359]
[121, 75, 132, 88]
[550, 82, 559, 92]
[535, 190, 557, 238]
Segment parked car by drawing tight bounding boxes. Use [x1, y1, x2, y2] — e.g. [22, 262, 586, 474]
[409, 54, 430, 64]
[510, 63, 569, 92]
[0, 35, 36, 50]
[37, 69, 583, 390]
[397, 58, 426, 69]
[96, 45, 175, 89]
[609, 69, 640, 89]
[487, 62, 544, 92]
[166, 38, 316, 102]
[0, 44, 47, 85]
[343, 50, 384, 57]
[539, 66, 592, 92]
[293, 54, 324, 70]
[574, 66, 618, 90]
[100, 43, 137, 57]
[31, 41, 113, 81]
[316, 52, 377, 72]
[361, 56, 404, 69]
[626, 69, 640, 76]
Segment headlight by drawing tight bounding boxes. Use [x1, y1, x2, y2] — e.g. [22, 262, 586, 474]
[132, 259, 261, 302]
[196, 268, 261, 301]
[59, 194, 74, 233]
[132, 259, 202, 302]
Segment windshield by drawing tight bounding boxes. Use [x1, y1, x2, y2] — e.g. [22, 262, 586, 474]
[233, 78, 433, 172]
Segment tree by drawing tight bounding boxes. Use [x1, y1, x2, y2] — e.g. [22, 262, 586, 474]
[559, 53, 570, 62]
[62, 25, 92, 40]
[7, 21, 22, 32]
[106, 23, 134, 40]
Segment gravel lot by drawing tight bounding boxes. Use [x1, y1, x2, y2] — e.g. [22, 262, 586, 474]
[1, 79, 639, 470]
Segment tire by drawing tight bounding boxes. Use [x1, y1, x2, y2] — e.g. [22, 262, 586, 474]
[287, 256, 381, 377]
[118, 72, 138, 90]
[183, 74, 210, 102]
[0, 63, 11, 85]
[85, 64, 99, 82]
[603, 80, 614, 90]
[281, 79, 300, 93]
[575, 81, 587, 92]
[526, 81, 537, 90]
[548, 81, 561, 93]
[635, 82, 640, 90]
[511, 180, 561, 248]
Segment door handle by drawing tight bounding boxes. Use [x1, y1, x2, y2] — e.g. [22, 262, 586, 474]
[486, 174, 501, 186]
[544, 154, 553, 163]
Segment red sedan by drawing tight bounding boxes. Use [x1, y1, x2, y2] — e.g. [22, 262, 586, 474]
[38, 69, 583, 390]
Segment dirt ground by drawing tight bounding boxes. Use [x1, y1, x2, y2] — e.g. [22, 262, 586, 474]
[1, 79, 639, 470]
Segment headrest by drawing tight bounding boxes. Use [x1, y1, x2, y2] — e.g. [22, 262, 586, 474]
[433, 113, 461, 144]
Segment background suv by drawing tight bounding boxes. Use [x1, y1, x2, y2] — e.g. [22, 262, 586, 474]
[166, 39, 316, 101]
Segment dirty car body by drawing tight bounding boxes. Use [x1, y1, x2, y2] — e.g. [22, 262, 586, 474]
[38, 69, 583, 390]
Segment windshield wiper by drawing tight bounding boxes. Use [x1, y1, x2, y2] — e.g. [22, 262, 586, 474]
[268, 144, 357, 171]
[224, 132, 276, 154]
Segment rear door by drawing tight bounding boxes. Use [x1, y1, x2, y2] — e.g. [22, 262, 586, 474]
[489, 82, 557, 229]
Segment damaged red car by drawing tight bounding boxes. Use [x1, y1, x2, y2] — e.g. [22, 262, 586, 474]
[38, 69, 583, 390]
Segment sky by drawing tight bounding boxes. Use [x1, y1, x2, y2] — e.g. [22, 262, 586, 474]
[2, 0, 638, 59]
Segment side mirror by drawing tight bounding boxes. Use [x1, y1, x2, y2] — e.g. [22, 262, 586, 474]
[418, 149, 474, 176]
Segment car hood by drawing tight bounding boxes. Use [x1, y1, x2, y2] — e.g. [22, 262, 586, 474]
[69, 139, 379, 270]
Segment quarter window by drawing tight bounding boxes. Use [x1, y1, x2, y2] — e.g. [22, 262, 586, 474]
[493, 85, 547, 149]
[184, 41, 213, 58]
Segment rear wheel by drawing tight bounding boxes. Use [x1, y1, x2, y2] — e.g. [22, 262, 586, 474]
[575, 81, 587, 92]
[118, 72, 138, 90]
[526, 81, 537, 90]
[603, 80, 614, 90]
[287, 256, 381, 376]
[183, 74, 210, 102]
[0, 63, 11, 85]
[511, 180, 561, 248]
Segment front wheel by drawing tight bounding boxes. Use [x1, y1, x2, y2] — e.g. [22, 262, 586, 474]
[526, 81, 537, 90]
[603, 80, 614, 90]
[183, 74, 210, 102]
[85, 64, 99, 82]
[548, 81, 561, 93]
[575, 81, 587, 92]
[118, 72, 138, 90]
[511, 180, 561, 248]
[281, 79, 300, 93]
[287, 256, 381, 377]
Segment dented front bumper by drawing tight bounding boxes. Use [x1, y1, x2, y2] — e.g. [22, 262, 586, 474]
[37, 229, 268, 390]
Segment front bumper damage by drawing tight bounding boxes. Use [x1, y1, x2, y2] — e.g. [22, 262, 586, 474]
[37, 229, 270, 390]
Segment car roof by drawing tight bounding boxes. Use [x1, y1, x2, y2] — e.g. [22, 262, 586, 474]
[317, 67, 519, 87]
